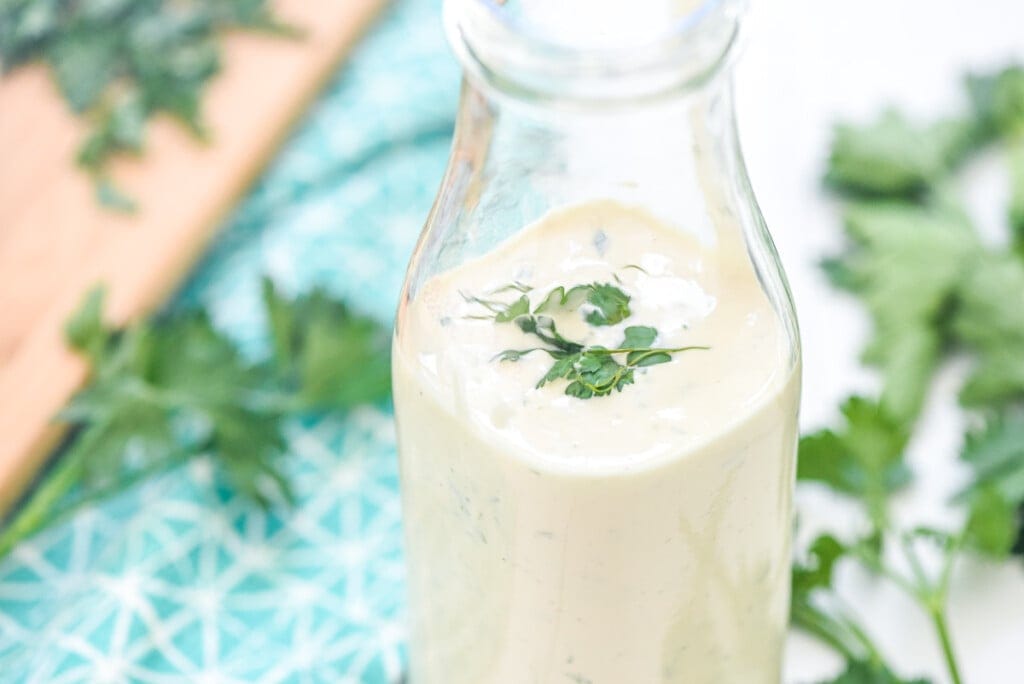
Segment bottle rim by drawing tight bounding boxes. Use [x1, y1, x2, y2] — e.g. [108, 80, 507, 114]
[471, 0, 726, 54]
[444, 0, 745, 103]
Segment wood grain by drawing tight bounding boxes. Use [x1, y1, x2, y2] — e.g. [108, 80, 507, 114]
[0, 0, 388, 513]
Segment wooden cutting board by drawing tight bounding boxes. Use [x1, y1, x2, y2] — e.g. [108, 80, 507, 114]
[0, 0, 388, 514]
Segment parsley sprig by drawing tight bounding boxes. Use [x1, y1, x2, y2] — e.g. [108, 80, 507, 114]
[795, 63, 1024, 684]
[499, 317, 707, 399]
[0, 278, 390, 559]
[468, 281, 707, 399]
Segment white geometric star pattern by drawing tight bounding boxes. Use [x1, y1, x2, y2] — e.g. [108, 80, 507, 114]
[1, 410, 407, 683]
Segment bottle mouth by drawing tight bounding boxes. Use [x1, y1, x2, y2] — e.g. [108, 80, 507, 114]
[445, 0, 745, 103]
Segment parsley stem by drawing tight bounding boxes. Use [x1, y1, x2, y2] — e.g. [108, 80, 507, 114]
[849, 542, 919, 598]
[833, 596, 886, 666]
[791, 599, 885, 666]
[0, 449, 191, 561]
[921, 538, 965, 684]
[597, 345, 710, 355]
[865, 534, 965, 684]
[0, 447, 85, 559]
[899, 533, 931, 590]
[790, 603, 860, 662]
[936, 533, 964, 601]
[931, 605, 963, 684]
[846, 532, 966, 683]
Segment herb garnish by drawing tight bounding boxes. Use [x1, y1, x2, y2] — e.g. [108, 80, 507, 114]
[0, 277, 390, 559]
[0, 0, 294, 210]
[468, 281, 707, 399]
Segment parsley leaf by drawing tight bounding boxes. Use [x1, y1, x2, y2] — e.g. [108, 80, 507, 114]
[825, 201, 978, 421]
[798, 397, 911, 531]
[583, 283, 632, 325]
[262, 278, 391, 409]
[966, 64, 1024, 247]
[461, 290, 533, 322]
[533, 284, 590, 315]
[1009, 138, 1024, 248]
[961, 485, 1018, 559]
[534, 282, 632, 325]
[966, 64, 1024, 139]
[956, 415, 1024, 557]
[952, 253, 1024, 407]
[826, 110, 978, 197]
[796, 533, 845, 582]
[791, 544, 861, 662]
[64, 286, 110, 361]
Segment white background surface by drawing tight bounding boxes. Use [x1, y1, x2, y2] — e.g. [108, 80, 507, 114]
[735, 1, 1024, 682]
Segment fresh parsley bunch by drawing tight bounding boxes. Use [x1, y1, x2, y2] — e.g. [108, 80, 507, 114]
[794, 65, 1024, 684]
[0, 278, 391, 558]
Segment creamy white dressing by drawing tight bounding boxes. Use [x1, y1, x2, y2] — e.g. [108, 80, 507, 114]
[394, 200, 799, 683]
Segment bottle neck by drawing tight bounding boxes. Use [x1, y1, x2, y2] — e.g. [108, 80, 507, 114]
[433, 0, 750, 267]
[444, 66, 745, 262]
[409, 0, 796, 366]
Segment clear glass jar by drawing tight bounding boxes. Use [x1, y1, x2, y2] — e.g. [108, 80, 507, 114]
[393, 1, 801, 682]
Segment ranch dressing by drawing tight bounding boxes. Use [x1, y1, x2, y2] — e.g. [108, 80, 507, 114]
[394, 200, 799, 683]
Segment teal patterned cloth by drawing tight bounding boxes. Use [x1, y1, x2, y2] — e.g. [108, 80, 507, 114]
[0, 1, 457, 681]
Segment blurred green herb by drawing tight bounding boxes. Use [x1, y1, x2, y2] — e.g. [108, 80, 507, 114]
[0, 0, 294, 210]
[790, 535, 931, 684]
[956, 415, 1024, 558]
[826, 110, 979, 197]
[0, 278, 390, 559]
[796, 63, 1024, 684]
[797, 397, 911, 534]
[468, 281, 707, 399]
[820, 201, 977, 423]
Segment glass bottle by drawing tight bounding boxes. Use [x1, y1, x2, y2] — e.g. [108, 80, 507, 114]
[393, 1, 801, 682]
